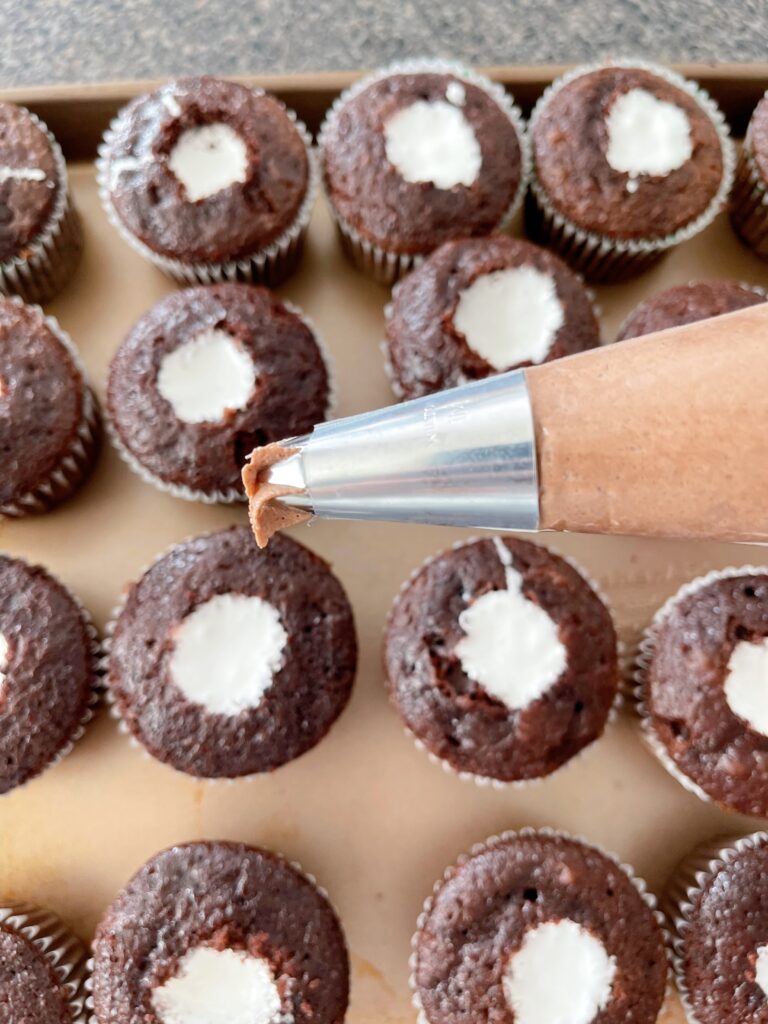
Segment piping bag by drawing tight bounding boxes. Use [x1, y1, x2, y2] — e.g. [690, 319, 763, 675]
[243, 303, 768, 547]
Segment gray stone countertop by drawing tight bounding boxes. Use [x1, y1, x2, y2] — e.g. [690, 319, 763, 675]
[1, 0, 767, 88]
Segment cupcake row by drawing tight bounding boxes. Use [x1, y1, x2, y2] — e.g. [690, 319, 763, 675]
[8, 826, 768, 1024]
[4, 528, 768, 817]
[5, 268, 768, 517]
[3, 62, 768, 307]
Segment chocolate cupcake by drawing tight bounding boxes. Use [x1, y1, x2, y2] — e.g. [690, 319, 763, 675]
[385, 235, 600, 399]
[91, 840, 349, 1024]
[616, 279, 766, 341]
[319, 60, 529, 284]
[730, 92, 768, 260]
[0, 554, 99, 795]
[105, 526, 356, 779]
[412, 829, 668, 1024]
[665, 831, 768, 1024]
[528, 62, 733, 282]
[0, 102, 82, 305]
[384, 537, 618, 784]
[637, 567, 768, 816]
[1, 296, 100, 516]
[0, 901, 89, 1022]
[97, 77, 317, 286]
[107, 284, 331, 503]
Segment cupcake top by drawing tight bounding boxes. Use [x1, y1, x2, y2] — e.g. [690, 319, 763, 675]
[92, 840, 349, 1024]
[0, 555, 96, 794]
[384, 538, 618, 782]
[385, 235, 600, 399]
[643, 570, 768, 815]
[321, 69, 525, 255]
[676, 833, 768, 1024]
[617, 279, 765, 341]
[107, 284, 330, 500]
[0, 298, 88, 510]
[532, 65, 726, 241]
[106, 526, 356, 778]
[0, 102, 61, 263]
[414, 830, 667, 1024]
[102, 77, 310, 265]
[0, 906, 85, 1024]
[748, 92, 768, 183]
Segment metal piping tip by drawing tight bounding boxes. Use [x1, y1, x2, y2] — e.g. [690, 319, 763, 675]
[245, 370, 540, 541]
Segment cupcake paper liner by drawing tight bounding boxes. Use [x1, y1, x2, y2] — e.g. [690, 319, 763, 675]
[527, 60, 735, 283]
[84, 847, 344, 1024]
[0, 297, 101, 518]
[409, 825, 672, 1024]
[0, 108, 83, 306]
[633, 565, 768, 810]
[729, 129, 768, 261]
[96, 93, 319, 288]
[663, 830, 768, 1024]
[0, 557, 102, 796]
[384, 536, 624, 789]
[0, 902, 90, 1022]
[105, 299, 336, 506]
[380, 264, 602, 401]
[318, 59, 531, 286]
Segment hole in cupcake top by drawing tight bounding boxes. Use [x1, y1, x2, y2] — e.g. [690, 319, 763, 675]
[503, 919, 616, 1024]
[756, 944, 768, 998]
[723, 636, 768, 736]
[168, 593, 288, 716]
[605, 88, 693, 180]
[168, 122, 248, 202]
[151, 946, 284, 1024]
[157, 328, 256, 424]
[383, 83, 482, 189]
[452, 266, 565, 370]
[454, 538, 567, 710]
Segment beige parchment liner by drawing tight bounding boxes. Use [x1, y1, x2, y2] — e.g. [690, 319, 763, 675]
[2, 157, 768, 1024]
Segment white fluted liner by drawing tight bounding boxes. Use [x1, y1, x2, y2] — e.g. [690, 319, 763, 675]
[729, 116, 768, 259]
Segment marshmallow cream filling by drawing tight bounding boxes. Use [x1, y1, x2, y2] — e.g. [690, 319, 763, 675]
[605, 87, 693, 180]
[168, 593, 288, 716]
[151, 946, 283, 1024]
[755, 943, 768, 998]
[157, 327, 256, 424]
[383, 86, 482, 189]
[455, 538, 567, 710]
[723, 636, 768, 736]
[168, 122, 248, 202]
[453, 266, 565, 369]
[503, 919, 617, 1024]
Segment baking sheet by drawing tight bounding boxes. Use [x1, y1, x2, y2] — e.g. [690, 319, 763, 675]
[1, 154, 768, 1023]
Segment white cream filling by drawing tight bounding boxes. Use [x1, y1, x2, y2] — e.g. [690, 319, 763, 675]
[151, 946, 283, 1024]
[384, 99, 481, 189]
[723, 636, 768, 736]
[755, 943, 768, 997]
[168, 593, 288, 716]
[168, 122, 248, 201]
[455, 538, 567, 710]
[0, 166, 46, 183]
[0, 633, 8, 697]
[605, 88, 693, 179]
[452, 266, 565, 370]
[503, 919, 617, 1024]
[157, 328, 256, 424]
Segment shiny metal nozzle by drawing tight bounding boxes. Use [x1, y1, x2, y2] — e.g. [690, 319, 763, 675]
[263, 370, 540, 531]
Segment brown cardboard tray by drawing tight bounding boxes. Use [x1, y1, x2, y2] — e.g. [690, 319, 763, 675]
[2, 65, 768, 1023]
